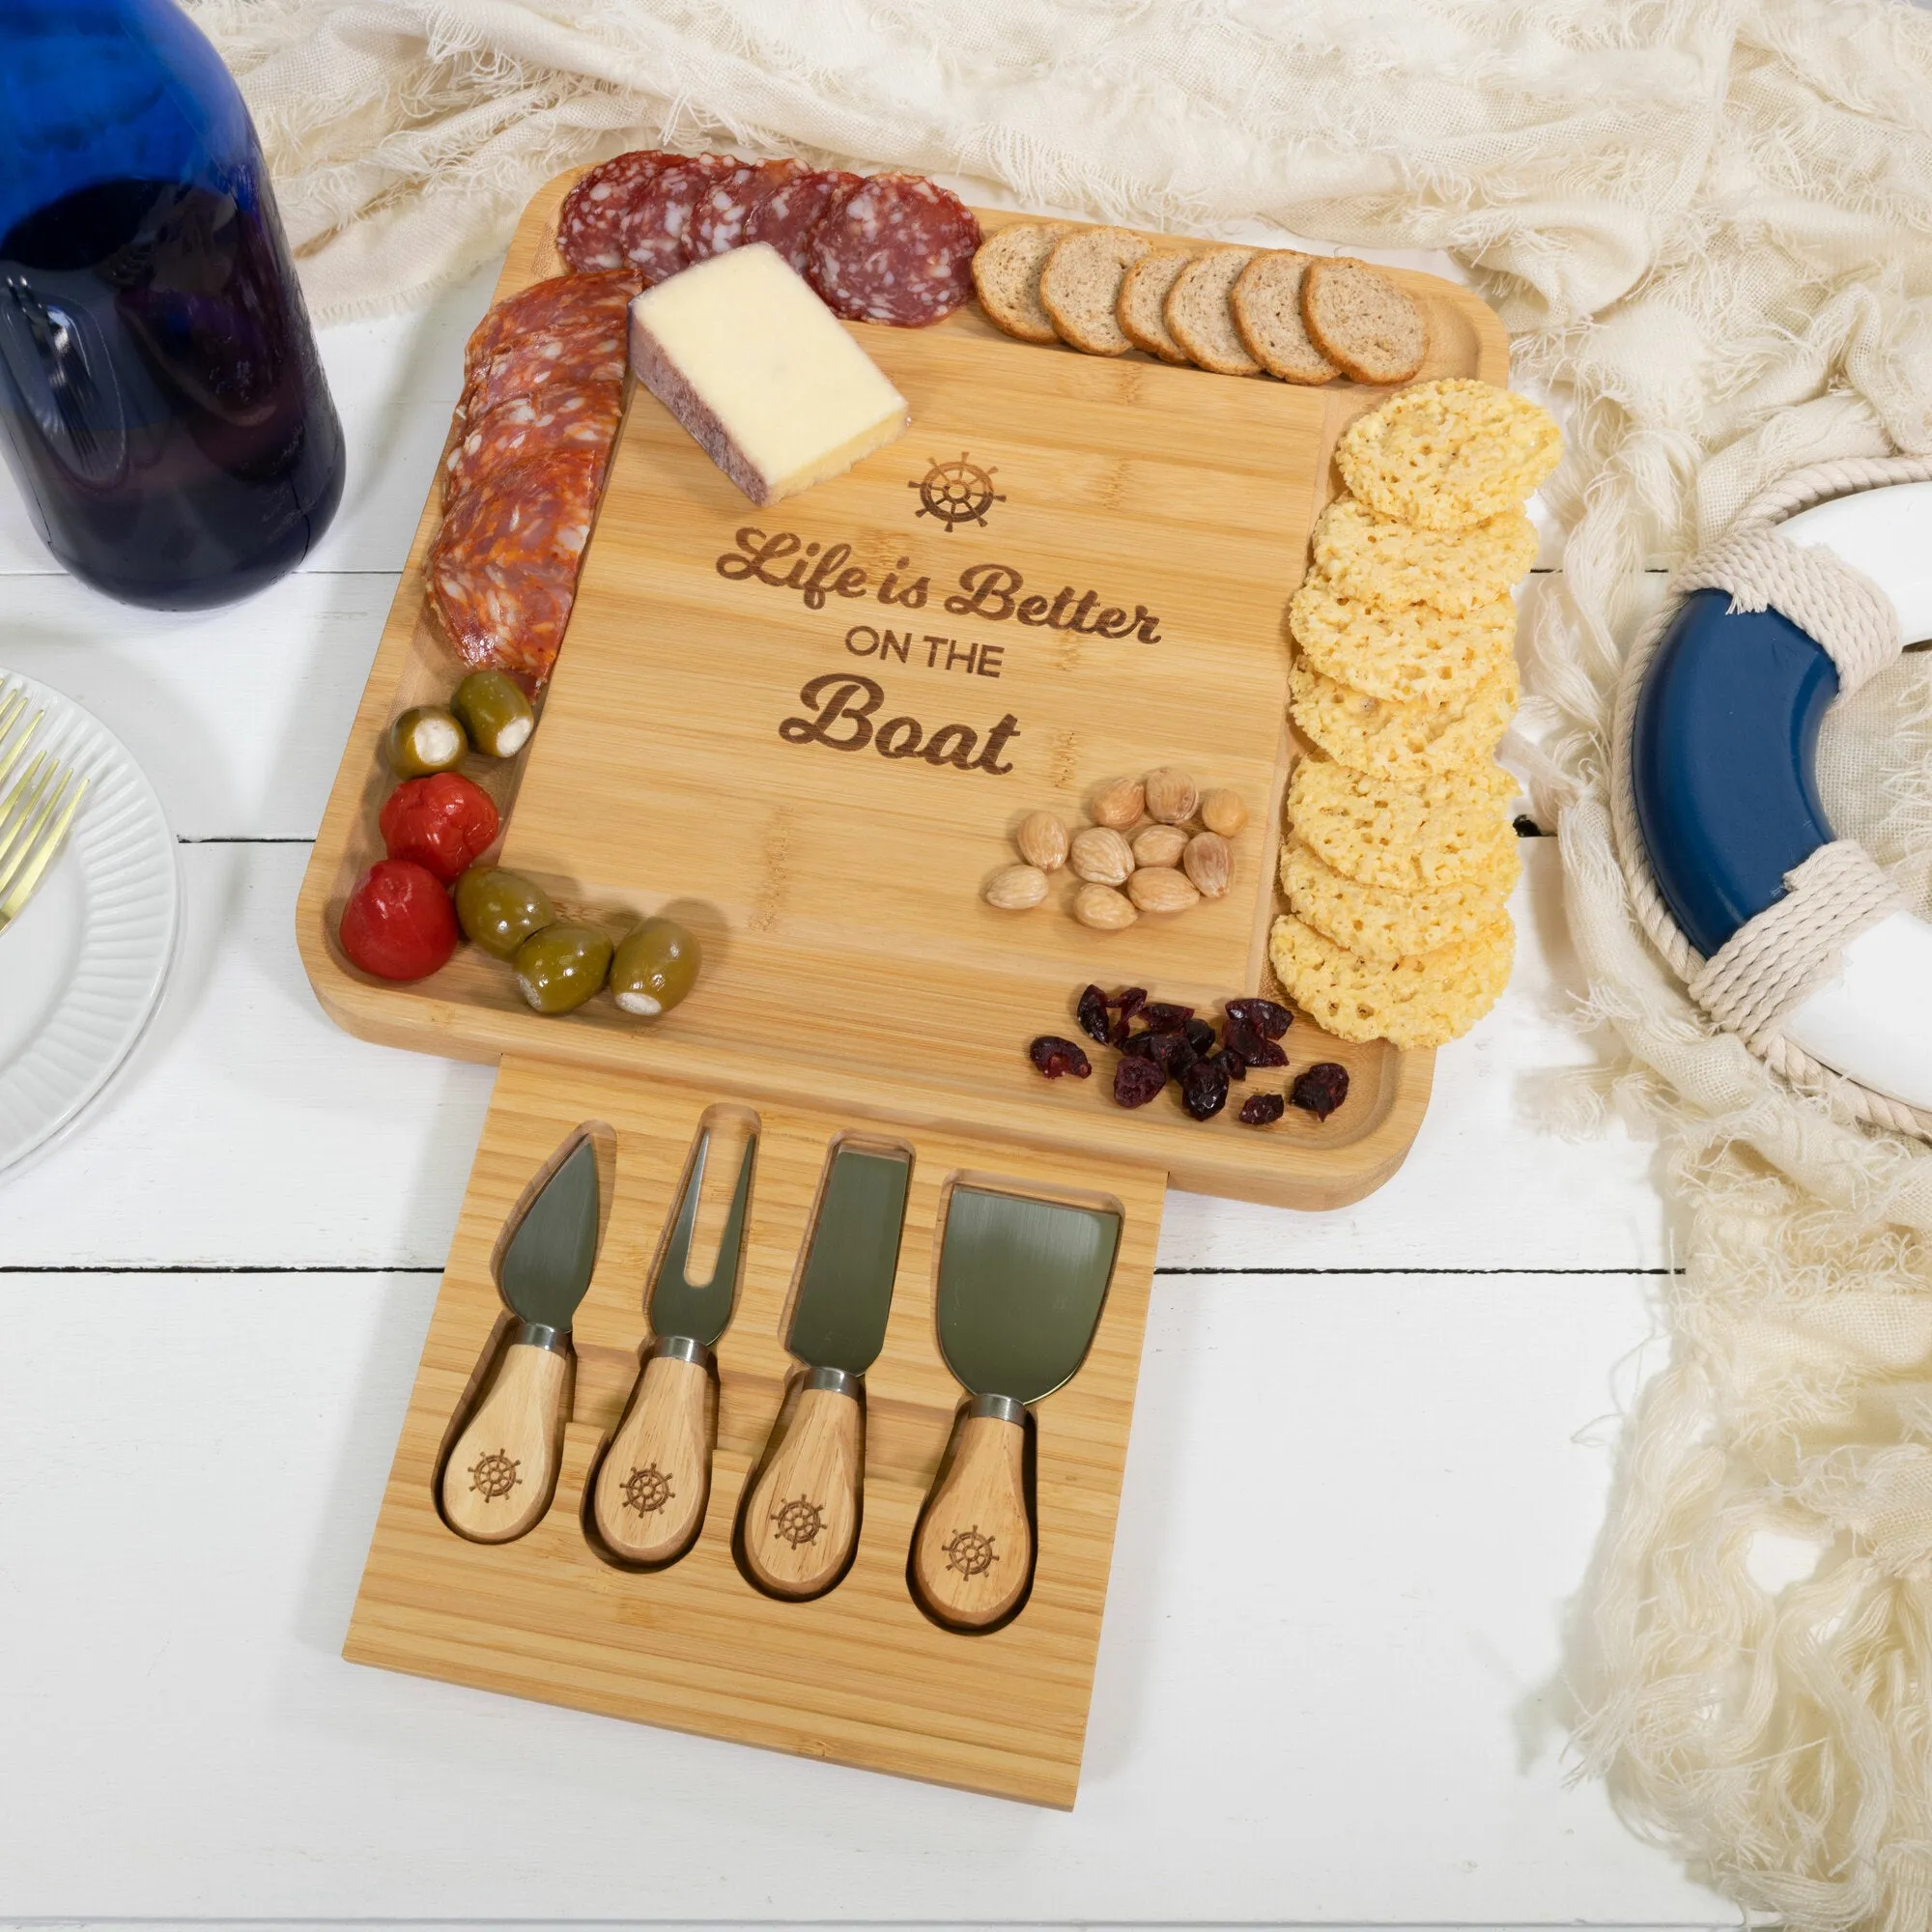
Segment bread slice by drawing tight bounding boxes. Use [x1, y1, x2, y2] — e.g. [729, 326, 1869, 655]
[1117, 251, 1194, 363]
[1039, 228, 1152, 355]
[972, 222, 1065, 346]
[1301, 258, 1427, 384]
[1164, 248, 1261, 376]
[1230, 252, 1338, 384]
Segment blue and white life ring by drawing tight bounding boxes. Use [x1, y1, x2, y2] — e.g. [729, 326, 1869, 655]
[1624, 476, 1932, 1120]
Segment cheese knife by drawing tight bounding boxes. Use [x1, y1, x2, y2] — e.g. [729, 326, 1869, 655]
[591, 1123, 756, 1564]
[741, 1146, 912, 1599]
[911, 1187, 1121, 1630]
[441, 1136, 600, 1545]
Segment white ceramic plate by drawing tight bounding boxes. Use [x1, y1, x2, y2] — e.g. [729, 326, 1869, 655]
[0, 670, 179, 1179]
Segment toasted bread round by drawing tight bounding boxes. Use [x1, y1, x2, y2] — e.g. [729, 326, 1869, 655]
[1302, 258, 1427, 384]
[1164, 248, 1261, 377]
[1310, 497, 1538, 614]
[972, 222, 1066, 346]
[1287, 756, 1520, 895]
[1280, 839, 1513, 962]
[1230, 252, 1338, 384]
[1335, 377, 1563, 529]
[1288, 656, 1518, 785]
[1288, 578, 1517, 706]
[1118, 251, 1194, 364]
[1268, 910, 1514, 1048]
[1039, 228, 1152, 356]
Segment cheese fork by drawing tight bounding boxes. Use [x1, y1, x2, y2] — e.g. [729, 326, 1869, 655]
[0, 704, 87, 934]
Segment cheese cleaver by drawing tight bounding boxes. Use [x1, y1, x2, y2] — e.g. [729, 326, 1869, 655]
[742, 1146, 912, 1599]
[591, 1122, 756, 1565]
[441, 1137, 601, 1544]
[911, 1186, 1122, 1630]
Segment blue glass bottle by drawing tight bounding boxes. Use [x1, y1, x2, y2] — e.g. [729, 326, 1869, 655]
[0, 0, 345, 609]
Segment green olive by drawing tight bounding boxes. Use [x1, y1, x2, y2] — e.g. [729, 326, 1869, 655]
[610, 916, 700, 1018]
[451, 670, 535, 759]
[387, 704, 467, 778]
[512, 922, 611, 1015]
[455, 867, 554, 959]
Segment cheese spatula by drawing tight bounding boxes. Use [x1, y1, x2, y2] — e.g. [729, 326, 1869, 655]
[911, 1186, 1121, 1630]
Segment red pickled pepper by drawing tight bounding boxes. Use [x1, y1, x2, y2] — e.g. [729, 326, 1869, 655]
[339, 860, 459, 981]
[379, 773, 500, 883]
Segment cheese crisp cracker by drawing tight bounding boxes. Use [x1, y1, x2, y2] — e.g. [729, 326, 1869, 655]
[1280, 839, 1513, 961]
[1289, 578, 1517, 707]
[1311, 497, 1537, 614]
[1289, 656, 1518, 785]
[1287, 757, 1520, 894]
[1268, 911, 1514, 1049]
[1336, 378, 1561, 531]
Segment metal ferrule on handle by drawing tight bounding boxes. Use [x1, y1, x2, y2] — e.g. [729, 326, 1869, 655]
[516, 1321, 567, 1354]
[970, 1391, 1026, 1427]
[652, 1333, 711, 1370]
[806, 1363, 861, 1399]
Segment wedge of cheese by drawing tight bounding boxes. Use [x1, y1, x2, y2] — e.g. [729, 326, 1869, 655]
[627, 243, 909, 505]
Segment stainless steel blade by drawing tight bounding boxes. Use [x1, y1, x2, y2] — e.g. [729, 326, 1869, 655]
[934, 1187, 1121, 1406]
[498, 1138, 601, 1333]
[784, 1147, 911, 1378]
[647, 1125, 756, 1348]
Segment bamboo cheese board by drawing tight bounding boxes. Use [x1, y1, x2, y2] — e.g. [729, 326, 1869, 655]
[301, 164, 1511, 1806]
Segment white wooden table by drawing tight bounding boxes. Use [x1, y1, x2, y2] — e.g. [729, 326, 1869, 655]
[0, 247, 1729, 1931]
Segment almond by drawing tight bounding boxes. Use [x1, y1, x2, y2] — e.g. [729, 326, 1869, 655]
[1199, 787, 1249, 837]
[1073, 883, 1138, 930]
[1070, 824, 1135, 886]
[1144, 765, 1199, 825]
[1090, 777, 1146, 830]
[1015, 810, 1069, 871]
[983, 864, 1049, 910]
[1132, 823, 1188, 867]
[1126, 866, 1201, 913]
[1183, 830, 1232, 897]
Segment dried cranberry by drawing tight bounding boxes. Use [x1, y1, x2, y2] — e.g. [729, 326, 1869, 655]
[1224, 1024, 1289, 1069]
[1119, 1030, 1160, 1062]
[1179, 1057, 1230, 1121]
[1239, 1092, 1286, 1126]
[1184, 1016, 1216, 1053]
[1136, 1032, 1197, 1080]
[1075, 984, 1112, 1045]
[1224, 997, 1293, 1040]
[1208, 1048, 1247, 1082]
[1029, 1036, 1092, 1079]
[1290, 1062, 1350, 1121]
[1112, 1056, 1166, 1108]
[1114, 985, 1148, 1021]
[1139, 1001, 1194, 1033]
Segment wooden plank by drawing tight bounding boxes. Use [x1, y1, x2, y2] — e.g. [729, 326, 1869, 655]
[296, 168, 1512, 1211]
[347, 1055, 1165, 1806]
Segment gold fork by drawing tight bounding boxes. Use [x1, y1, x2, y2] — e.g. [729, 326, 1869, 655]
[0, 680, 88, 935]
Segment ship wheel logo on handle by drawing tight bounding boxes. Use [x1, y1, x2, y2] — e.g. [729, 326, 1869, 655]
[770, 1496, 825, 1547]
[910, 454, 1004, 532]
[943, 1525, 998, 1578]
[468, 1449, 520, 1501]
[621, 1463, 674, 1516]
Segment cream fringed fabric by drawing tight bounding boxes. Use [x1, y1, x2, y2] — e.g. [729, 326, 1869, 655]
[187, 1, 1932, 1922]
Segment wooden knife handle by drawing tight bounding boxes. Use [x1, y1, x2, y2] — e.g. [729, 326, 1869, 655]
[591, 1341, 715, 1565]
[440, 1339, 569, 1544]
[741, 1373, 864, 1600]
[910, 1402, 1031, 1631]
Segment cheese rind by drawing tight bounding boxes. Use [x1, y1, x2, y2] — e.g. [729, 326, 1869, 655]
[627, 243, 909, 505]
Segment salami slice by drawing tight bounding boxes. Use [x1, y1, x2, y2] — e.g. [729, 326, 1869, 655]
[443, 381, 623, 507]
[743, 167, 860, 274]
[620, 153, 733, 285]
[557, 150, 674, 271]
[428, 448, 603, 691]
[460, 270, 637, 422]
[688, 156, 807, 260]
[806, 174, 980, 327]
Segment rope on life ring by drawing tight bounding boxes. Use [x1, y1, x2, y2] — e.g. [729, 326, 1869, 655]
[1610, 452, 1932, 1139]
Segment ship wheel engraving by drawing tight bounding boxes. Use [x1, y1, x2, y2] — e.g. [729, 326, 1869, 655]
[621, 1463, 673, 1516]
[469, 1449, 520, 1501]
[943, 1524, 998, 1578]
[770, 1495, 825, 1548]
[909, 453, 1004, 531]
